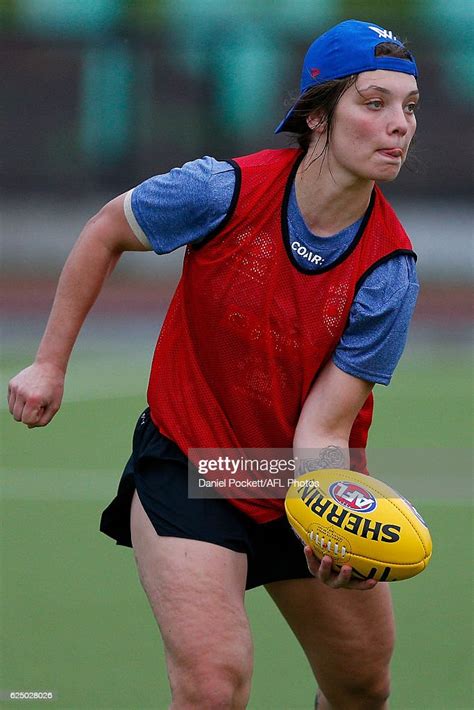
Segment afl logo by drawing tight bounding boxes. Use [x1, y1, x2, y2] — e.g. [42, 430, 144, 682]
[329, 481, 377, 513]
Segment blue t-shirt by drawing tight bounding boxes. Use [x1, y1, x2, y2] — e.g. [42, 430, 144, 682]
[124, 157, 419, 385]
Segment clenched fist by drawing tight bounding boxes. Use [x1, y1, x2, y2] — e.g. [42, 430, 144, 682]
[8, 362, 65, 428]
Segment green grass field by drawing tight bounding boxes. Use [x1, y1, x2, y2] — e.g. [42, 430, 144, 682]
[1, 342, 472, 709]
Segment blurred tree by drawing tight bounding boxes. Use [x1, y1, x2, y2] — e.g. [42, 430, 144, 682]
[416, 0, 474, 96]
[15, 0, 124, 37]
[15, 0, 134, 168]
[123, 0, 167, 31]
[339, 0, 423, 25]
[162, 0, 339, 137]
[0, 0, 17, 28]
[79, 43, 135, 168]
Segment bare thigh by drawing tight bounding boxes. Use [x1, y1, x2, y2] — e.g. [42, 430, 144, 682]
[266, 576, 395, 708]
[130, 491, 253, 708]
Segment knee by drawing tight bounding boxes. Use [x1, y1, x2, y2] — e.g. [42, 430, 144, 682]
[347, 672, 391, 708]
[341, 630, 393, 708]
[170, 657, 252, 709]
[321, 670, 391, 709]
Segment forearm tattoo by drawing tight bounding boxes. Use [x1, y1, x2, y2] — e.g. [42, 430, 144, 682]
[298, 445, 347, 474]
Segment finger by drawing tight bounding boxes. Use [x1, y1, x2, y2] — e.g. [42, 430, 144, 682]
[21, 401, 45, 426]
[304, 549, 378, 590]
[8, 391, 14, 414]
[12, 397, 26, 422]
[318, 555, 337, 584]
[8, 387, 17, 414]
[330, 564, 379, 591]
[346, 579, 378, 591]
[303, 546, 322, 576]
[30, 403, 59, 428]
[330, 564, 353, 589]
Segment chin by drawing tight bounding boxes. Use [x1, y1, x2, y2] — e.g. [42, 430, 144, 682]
[373, 166, 403, 183]
[376, 174, 400, 183]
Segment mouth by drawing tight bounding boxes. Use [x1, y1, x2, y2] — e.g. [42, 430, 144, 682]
[378, 148, 404, 159]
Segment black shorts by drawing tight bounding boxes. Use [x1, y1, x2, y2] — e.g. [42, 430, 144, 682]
[100, 409, 312, 590]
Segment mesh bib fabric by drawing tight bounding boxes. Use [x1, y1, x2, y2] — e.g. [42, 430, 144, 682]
[147, 149, 415, 522]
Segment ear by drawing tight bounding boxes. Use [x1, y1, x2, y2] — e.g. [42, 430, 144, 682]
[307, 112, 326, 133]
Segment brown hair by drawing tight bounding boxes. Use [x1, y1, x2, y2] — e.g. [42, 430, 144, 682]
[290, 42, 415, 154]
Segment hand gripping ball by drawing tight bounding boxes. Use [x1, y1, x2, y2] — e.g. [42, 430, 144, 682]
[285, 469, 432, 582]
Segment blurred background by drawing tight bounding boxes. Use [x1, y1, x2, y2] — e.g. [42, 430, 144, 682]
[1, 1, 473, 709]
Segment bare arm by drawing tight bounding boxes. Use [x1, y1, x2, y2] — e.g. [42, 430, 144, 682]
[293, 359, 376, 590]
[8, 193, 149, 427]
[294, 359, 373, 467]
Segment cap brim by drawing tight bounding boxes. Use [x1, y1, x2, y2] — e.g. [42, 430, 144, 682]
[275, 120, 291, 134]
[275, 106, 294, 134]
[275, 100, 309, 134]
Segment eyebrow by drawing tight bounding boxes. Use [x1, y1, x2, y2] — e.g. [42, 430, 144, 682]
[358, 84, 420, 98]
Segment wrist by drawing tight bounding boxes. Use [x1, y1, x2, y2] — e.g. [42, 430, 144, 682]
[34, 355, 68, 376]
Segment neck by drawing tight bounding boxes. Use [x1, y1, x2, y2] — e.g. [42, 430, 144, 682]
[295, 147, 374, 237]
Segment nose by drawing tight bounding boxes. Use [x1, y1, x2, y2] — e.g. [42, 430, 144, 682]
[387, 106, 409, 136]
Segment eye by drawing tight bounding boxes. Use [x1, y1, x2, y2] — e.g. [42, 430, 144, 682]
[405, 102, 419, 114]
[366, 100, 383, 110]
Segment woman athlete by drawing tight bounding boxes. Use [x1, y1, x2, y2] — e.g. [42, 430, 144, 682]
[8, 20, 420, 709]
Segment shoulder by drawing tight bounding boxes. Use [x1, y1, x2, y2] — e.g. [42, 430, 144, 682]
[133, 155, 235, 198]
[356, 253, 419, 305]
[126, 156, 238, 253]
[367, 251, 418, 282]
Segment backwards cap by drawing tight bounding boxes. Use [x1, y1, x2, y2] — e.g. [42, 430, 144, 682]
[275, 19, 417, 133]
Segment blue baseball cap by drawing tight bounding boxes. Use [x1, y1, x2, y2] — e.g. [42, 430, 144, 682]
[275, 19, 418, 133]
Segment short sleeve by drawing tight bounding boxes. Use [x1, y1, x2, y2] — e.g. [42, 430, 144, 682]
[124, 157, 236, 254]
[332, 255, 419, 385]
